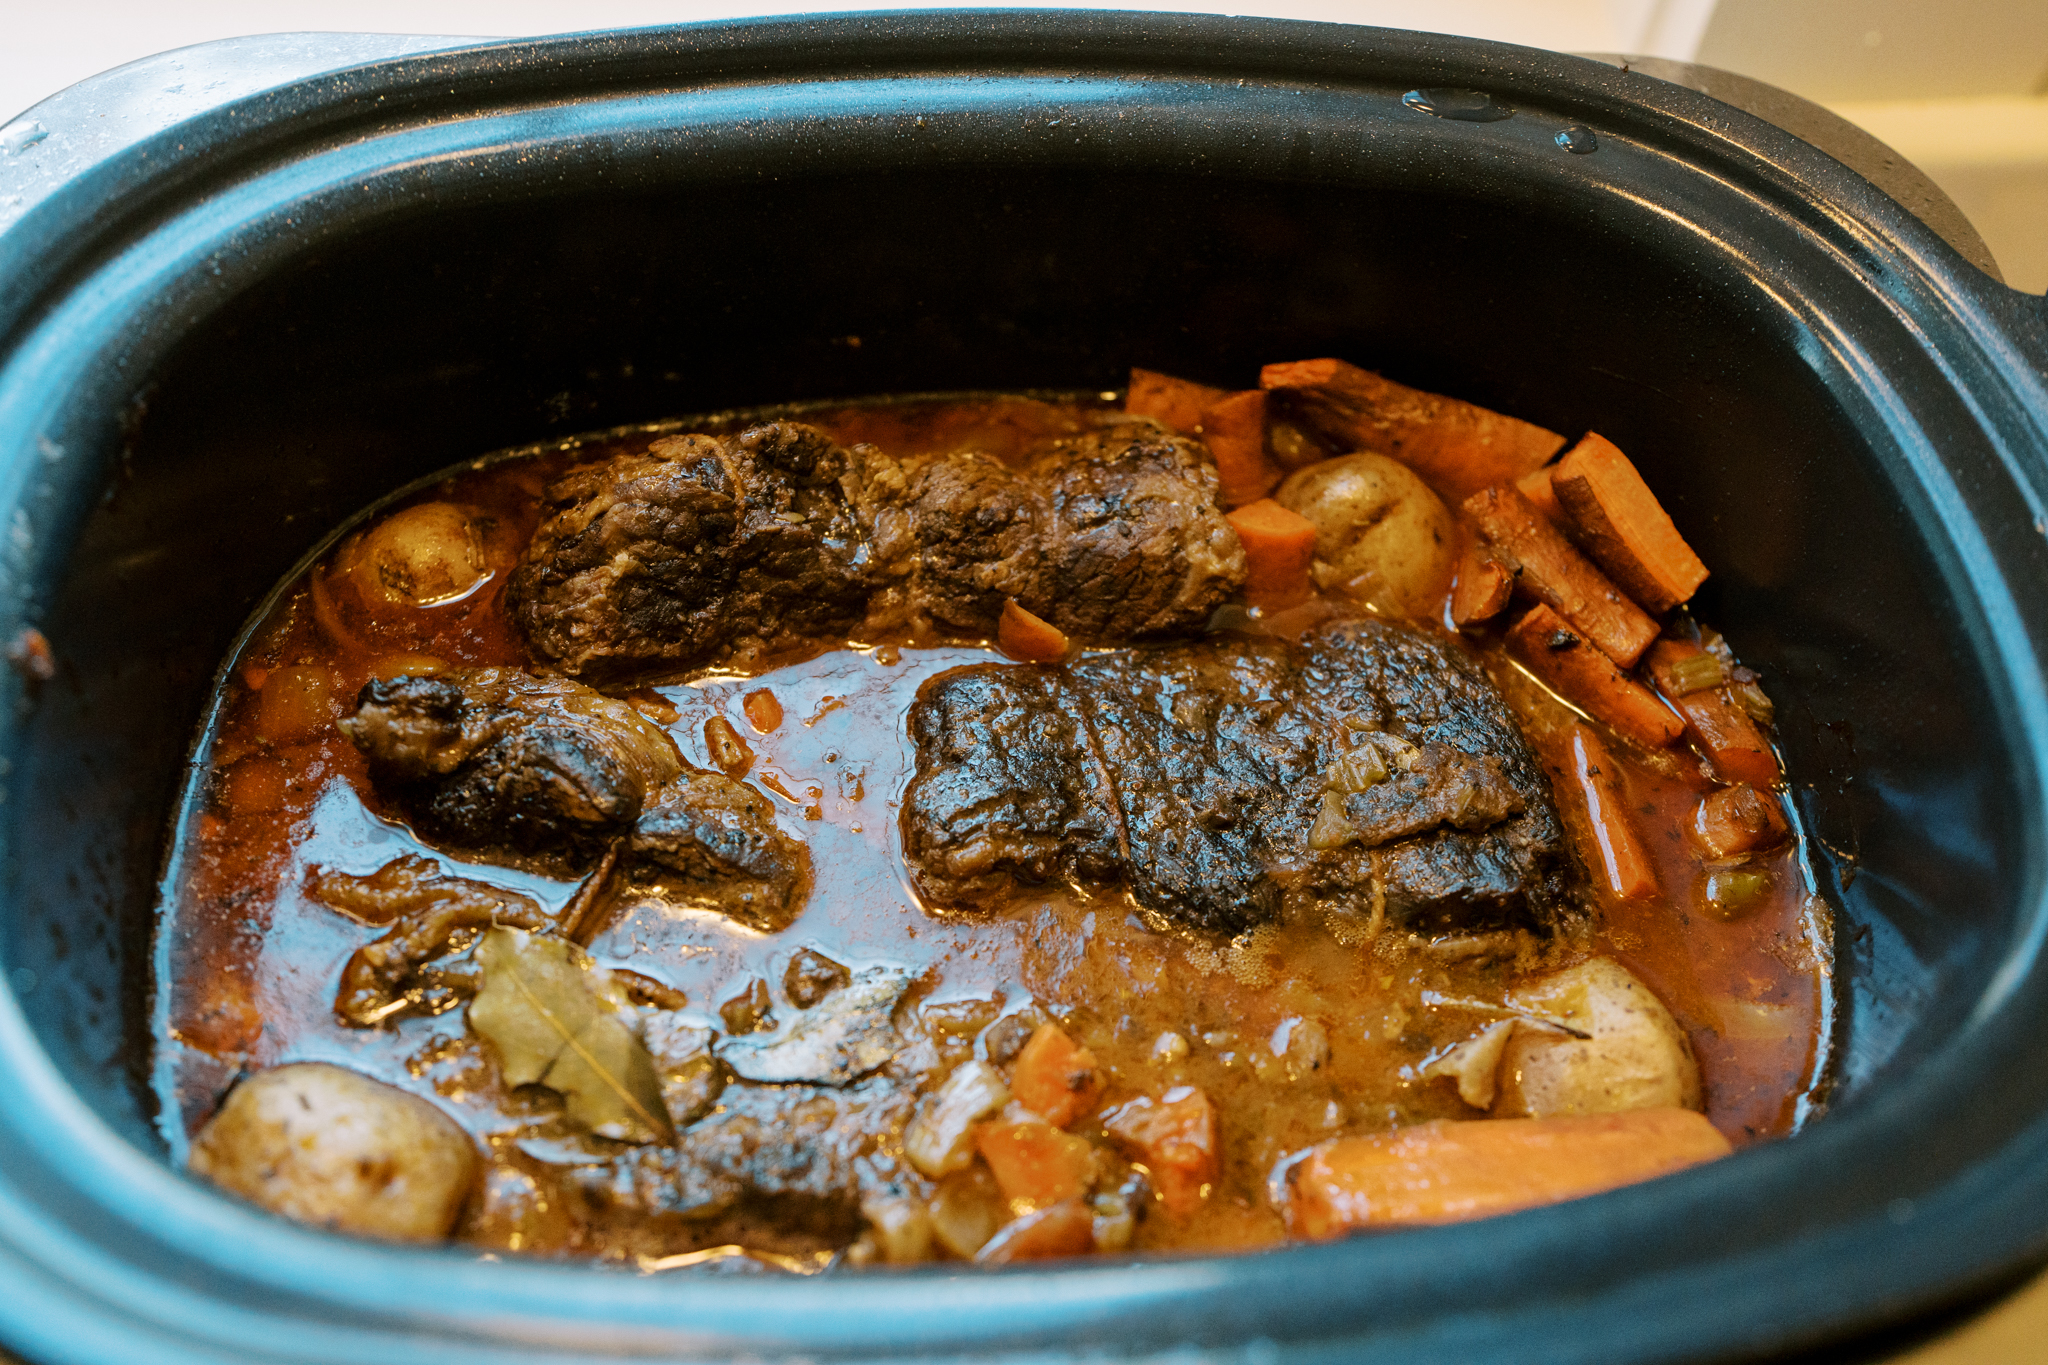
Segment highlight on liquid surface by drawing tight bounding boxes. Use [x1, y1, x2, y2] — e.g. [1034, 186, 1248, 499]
[155, 374, 1832, 1269]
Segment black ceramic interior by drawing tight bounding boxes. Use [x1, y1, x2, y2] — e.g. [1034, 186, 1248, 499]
[1, 12, 2046, 1363]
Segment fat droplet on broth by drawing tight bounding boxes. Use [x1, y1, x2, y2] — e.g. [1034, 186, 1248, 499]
[1400, 88, 1514, 123]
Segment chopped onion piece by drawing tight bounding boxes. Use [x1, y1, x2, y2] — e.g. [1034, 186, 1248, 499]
[905, 1059, 1010, 1178]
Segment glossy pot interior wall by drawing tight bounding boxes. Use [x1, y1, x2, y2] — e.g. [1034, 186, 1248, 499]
[1, 18, 2046, 1361]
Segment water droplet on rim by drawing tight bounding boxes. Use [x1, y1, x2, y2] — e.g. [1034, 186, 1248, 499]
[1, 120, 50, 155]
[1400, 89, 1513, 123]
[1556, 125, 1598, 154]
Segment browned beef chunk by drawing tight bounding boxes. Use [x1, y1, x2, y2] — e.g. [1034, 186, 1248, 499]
[342, 669, 682, 857]
[575, 1078, 916, 1243]
[629, 771, 811, 930]
[509, 422, 875, 682]
[512, 419, 1246, 680]
[874, 427, 1247, 639]
[902, 617, 1576, 937]
[341, 670, 808, 924]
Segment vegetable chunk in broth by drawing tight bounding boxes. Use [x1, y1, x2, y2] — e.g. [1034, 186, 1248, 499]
[156, 371, 1831, 1267]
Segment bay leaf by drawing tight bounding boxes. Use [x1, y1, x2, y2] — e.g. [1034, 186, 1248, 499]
[468, 927, 673, 1144]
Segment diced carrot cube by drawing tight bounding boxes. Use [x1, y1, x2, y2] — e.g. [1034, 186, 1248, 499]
[1010, 1024, 1103, 1128]
[972, 1199, 1096, 1263]
[1225, 499, 1318, 601]
[1199, 390, 1281, 509]
[976, 1112, 1098, 1212]
[1102, 1087, 1218, 1216]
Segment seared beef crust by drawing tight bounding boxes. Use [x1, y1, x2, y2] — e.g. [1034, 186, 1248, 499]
[902, 617, 1576, 937]
[510, 419, 1246, 680]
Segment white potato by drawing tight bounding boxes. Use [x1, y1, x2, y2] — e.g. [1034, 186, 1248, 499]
[347, 502, 491, 609]
[1495, 958, 1702, 1117]
[189, 1062, 480, 1241]
[1274, 453, 1456, 616]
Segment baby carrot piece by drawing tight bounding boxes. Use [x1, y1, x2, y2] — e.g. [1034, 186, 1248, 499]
[973, 1199, 1095, 1263]
[1259, 357, 1565, 503]
[1226, 499, 1318, 600]
[1010, 1023, 1103, 1128]
[742, 687, 782, 733]
[1450, 541, 1513, 626]
[1102, 1087, 1218, 1216]
[1645, 639, 1780, 788]
[1199, 389, 1282, 508]
[998, 599, 1070, 663]
[1552, 433, 1709, 613]
[1567, 723, 1658, 900]
[1692, 784, 1790, 859]
[1515, 464, 1564, 523]
[977, 1112, 1098, 1211]
[1507, 604, 1684, 750]
[1126, 367, 1228, 434]
[1465, 484, 1659, 668]
[1287, 1109, 1732, 1236]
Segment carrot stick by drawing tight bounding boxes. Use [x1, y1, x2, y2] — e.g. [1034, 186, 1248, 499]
[973, 1199, 1095, 1263]
[997, 599, 1070, 664]
[1692, 784, 1789, 858]
[1551, 433, 1709, 613]
[976, 1114, 1098, 1210]
[1450, 541, 1513, 626]
[1225, 499, 1318, 600]
[1010, 1023, 1103, 1128]
[1515, 464, 1564, 523]
[1199, 390, 1281, 509]
[1465, 484, 1659, 668]
[1507, 604, 1683, 749]
[1567, 723, 1658, 900]
[1126, 367, 1228, 434]
[1645, 640, 1780, 788]
[1287, 1109, 1732, 1236]
[1260, 358, 1566, 503]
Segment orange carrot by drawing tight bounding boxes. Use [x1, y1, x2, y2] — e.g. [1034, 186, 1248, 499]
[1515, 464, 1564, 523]
[1507, 604, 1684, 750]
[1126, 367, 1228, 434]
[1102, 1087, 1218, 1216]
[1567, 723, 1658, 900]
[1287, 1109, 1732, 1236]
[1551, 433, 1709, 613]
[1225, 499, 1317, 600]
[1464, 484, 1659, 668]
[1692, 784, 1789, 859]
[1010, 1024, 1103, 1128]
[1260, 358, 1566, 503]
[977, 1113, 1098, 1211]
[973, 1199, 1095, 1263]
[1199, 390, 1281, 508]
[1645, 640, 1780, 788]
[743, 688, 782, 733]
[1450, 541, 1513, 626]
[998, 599, 1070, 664]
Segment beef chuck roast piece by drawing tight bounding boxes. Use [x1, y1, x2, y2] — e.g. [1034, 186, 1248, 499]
[902, 617, 1577, 938]
[342, 668, 683, 855]
[510, 422, 875, 682]
[342, 669, 809, 925]
[512, 418, 1246, 680]
[863, 427, 1248, 639]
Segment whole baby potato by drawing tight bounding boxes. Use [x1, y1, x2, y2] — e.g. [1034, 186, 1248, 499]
[189, 1062, 480, 1241]
[348, 502, 491, 609]
[1275, 453, 1457, 616]
[1495, 958, 1702, 1117]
